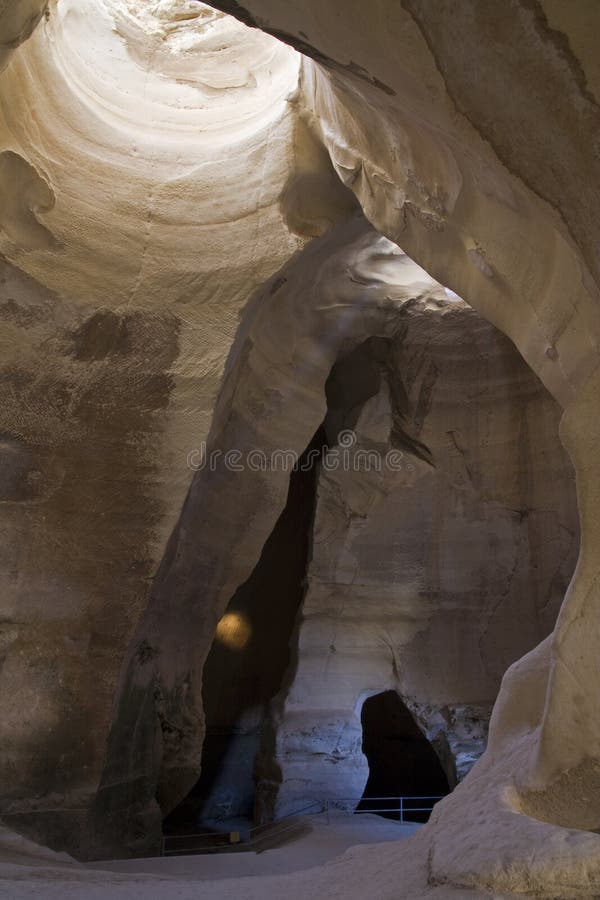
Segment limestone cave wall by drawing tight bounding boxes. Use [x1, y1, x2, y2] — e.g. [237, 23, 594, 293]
[199, 1, 600, 893]
[0, 0, 304, 855]
[1, 2, 600, 897]
[260, 297, 578, 819]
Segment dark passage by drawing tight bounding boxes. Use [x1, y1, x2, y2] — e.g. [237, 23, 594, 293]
[163, 428, 326, 835]
[357, 691, 450, 822]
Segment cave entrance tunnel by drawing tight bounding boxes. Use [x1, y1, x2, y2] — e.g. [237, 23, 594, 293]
[163, 339, 384, 836]
[357, 691, 451, 823]
[163, 426, 327, 836]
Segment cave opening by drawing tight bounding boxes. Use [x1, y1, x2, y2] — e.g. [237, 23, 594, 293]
[161, 339, 387, 837]
[111, 254, 578, 853]
[162, 426, 327, 836]
[357, 691, 451, 823]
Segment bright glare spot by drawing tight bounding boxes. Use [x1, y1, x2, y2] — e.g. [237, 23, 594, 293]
[215, 612, 252, 650]
[444, 287, 462, 302]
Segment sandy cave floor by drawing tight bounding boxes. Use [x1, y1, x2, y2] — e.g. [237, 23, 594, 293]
[0, 814, 517, 899]
[92, 813, 421, 880]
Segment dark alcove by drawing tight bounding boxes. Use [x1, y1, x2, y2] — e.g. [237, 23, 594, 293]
[357, 691, 450, 822]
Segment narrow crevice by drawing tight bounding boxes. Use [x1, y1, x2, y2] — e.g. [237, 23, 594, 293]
[254, 339, 392, 822]
[162, 426, 327, 835]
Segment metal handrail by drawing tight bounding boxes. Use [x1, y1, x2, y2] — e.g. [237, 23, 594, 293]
[160, 801, 322, 856]
[328, 795, 444, 823]
[160, 795, 444, 855]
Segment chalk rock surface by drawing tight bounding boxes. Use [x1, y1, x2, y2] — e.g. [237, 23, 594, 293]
[1, 1, 600, 897]
[0, 0, 305, 854]
[205, 0, 600, 894]
[265, 298, 578, 819]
